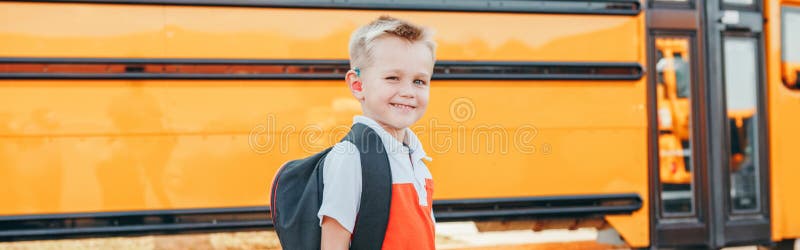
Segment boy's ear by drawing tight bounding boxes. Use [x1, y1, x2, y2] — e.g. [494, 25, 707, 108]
[346, 69, 365, 100]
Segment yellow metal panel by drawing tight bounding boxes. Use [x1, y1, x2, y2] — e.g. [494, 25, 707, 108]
[767, 0, 800, 242]
[0, 2, 165, 57]
[0, 79, 647, 209]
[1, 2, 639, 62]
[164, 7, 641, 61]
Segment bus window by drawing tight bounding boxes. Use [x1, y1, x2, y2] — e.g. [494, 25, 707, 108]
[724, 0, 754, 4]
[722, 36, 761, 213]
[655, 36, 696, 216]
[723, 0, 755, 7]
[650, 0, 693, 9]
[783, 7, 800, 88]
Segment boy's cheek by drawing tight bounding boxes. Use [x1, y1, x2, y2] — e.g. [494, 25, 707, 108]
[418, 93, 431, 108]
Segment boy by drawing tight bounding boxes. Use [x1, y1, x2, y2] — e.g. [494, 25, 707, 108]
[317, 16, 436, 250]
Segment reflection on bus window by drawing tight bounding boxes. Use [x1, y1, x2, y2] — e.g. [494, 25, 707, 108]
[655, 36, 695, 216]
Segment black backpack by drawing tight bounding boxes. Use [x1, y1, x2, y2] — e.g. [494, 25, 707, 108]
[270, 123, 392, 250]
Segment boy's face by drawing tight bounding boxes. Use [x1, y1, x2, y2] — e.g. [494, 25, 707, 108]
[351, 36, 434, 130]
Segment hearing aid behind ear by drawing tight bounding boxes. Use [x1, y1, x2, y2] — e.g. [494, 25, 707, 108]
[352, 67, 362, 91]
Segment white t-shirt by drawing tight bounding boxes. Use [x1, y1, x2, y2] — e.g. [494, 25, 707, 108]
[317, 115, 435, 233]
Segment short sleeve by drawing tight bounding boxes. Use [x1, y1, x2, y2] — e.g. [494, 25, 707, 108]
[317, 141, 362, 233]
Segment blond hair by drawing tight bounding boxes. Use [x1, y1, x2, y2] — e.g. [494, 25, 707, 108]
[348, 15, 436, 69]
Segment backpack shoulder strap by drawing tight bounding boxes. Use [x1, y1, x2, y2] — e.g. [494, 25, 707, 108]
[343, 123, 392, 250]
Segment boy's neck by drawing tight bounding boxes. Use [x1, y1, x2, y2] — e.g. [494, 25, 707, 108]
[376, 122, 406, 144]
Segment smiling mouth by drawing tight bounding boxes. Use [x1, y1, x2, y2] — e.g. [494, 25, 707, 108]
[390, 103, 416, 110]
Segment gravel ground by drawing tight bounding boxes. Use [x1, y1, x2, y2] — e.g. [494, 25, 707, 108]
[0, 222, 625, 250]
[0, 222, 778, 250]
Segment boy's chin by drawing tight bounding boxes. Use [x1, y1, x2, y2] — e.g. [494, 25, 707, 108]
[381, 117, 419, 130]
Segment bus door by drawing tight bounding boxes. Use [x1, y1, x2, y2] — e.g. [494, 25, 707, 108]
[707, 0, 772, 247]
[648, 0, 771, 248]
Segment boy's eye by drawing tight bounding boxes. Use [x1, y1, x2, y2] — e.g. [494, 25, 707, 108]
[385, 76, 399, 81]
[414, 79, 427, 86]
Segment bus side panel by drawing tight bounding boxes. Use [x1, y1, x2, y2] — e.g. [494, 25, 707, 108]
[0, 2, 649, 246]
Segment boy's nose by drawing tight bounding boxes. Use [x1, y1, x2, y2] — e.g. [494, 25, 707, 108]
[397, 82, 415, 98]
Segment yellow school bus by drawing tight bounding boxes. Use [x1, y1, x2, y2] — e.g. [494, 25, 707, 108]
[0, 0, 798, 248]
